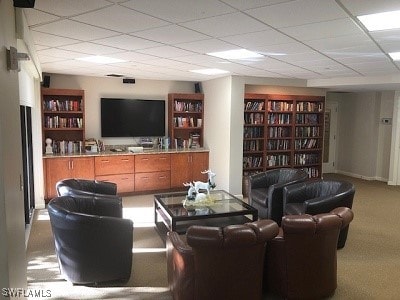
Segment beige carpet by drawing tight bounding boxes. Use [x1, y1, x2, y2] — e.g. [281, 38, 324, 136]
[26, 175, 400, 299]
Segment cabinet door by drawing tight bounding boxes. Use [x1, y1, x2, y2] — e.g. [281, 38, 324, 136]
[135, 154, 170, 172]
[135, 171, 170, 191]
[71, 157, 94, 179]
[170, 153, 191, 188]
[95, 155, 134, 175]
[96, 173, 135, 193]
[45, 158, 71, 200]
[191, 152, 209, 182]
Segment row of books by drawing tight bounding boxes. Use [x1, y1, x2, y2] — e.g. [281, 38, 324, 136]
[268, 101, 293, 112]
[243, 156, 263, 168]
[174, 101, 202, 112]
[295, 138, 320, 150]
[244, 112, 264, 125]
[49, 140, 83, 154]
[267, 139, 291, 150]
[44, 99, 82, 112]
[173, 117, 202, 128]
[174, 133, 201, 149]
[245, 101, 264, 111]
[268, 127, 291, 138]
[243, 127, 263, 138]
[268, 113, 291, 125]
[295, 126, 321, 138]
[266, 154, 290, 167]
[44, 116, 83, 129]
[294, 153, 320, 165]
[302, 167, 320, 178]
[296, 101, 324, 112]
[295, 114, 319, 125]
[243, 140, 263, 152]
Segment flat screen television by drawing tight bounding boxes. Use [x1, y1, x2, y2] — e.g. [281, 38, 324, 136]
[101, 98, 165, 137]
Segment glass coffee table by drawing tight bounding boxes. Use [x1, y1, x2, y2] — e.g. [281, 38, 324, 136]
[154, 190, 258, 239]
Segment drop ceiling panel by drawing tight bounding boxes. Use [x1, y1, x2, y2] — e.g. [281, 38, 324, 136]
[71, 5, 169, 33]
[221, 30, 295, 48]
[31, 31, 80, 47]
[133, 25, 210, 44]
[306, 33, 372, 51]
[246, 0, 347, 28]
[121, 0, 236, 23]
[23, 9, 60, 26]
[221, 0, 290, 10]
[338, 0, 400, 15]
[37, 48, 88, 59]
[136, 46, 196, 58]
[177, 39, 239, 54]
[94, 35, 162, 51]
[33, 0, 111, 17]
[59, 42, 124, 55]
[181, 12, 271, 37]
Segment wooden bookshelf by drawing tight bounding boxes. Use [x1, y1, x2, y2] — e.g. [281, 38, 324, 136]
[168, 93, 204, 149]
[41, 88, 85, 154]
[243, 93, 325, 178]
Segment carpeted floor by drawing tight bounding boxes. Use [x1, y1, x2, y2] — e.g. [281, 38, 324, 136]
[26, 174, 400, 299]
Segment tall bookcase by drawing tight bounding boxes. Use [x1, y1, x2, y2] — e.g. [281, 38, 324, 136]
[41, 88, 85, 154]
[243, 93, 325, 178]
[168, 93, 204, 149]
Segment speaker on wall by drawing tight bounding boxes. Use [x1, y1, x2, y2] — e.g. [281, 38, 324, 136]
[194, 82, 202, 93]
[42, 75, 50, 88]
[13, 0, 35, 7]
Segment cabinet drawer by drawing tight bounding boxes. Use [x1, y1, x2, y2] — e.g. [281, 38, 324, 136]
[135, 154, 171, 172]
[95, 155, 134, 175]
[96, 173, 134, 194]
[135, 171, 170, 191]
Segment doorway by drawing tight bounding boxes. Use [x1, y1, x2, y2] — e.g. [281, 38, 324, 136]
[323, 101, 338, 174]
[20, 105, 35, 224]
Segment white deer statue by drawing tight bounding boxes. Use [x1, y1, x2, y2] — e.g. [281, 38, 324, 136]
[193, 170, 216, 195]
[183, 182, 197, 200]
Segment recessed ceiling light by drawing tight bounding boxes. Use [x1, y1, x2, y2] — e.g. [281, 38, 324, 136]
[389, 52, 400, 60]
[76, 56, 126, 64]
[357, 10, 400, 31]
[207, 49, 264, 60]
[190, 68, 230, 75]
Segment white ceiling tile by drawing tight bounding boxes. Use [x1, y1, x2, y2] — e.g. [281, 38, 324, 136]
[94, 35, 162, 51]
[181, 12, 270, 37]
[121, 0, 236, 23]
[177, 39, 239, 54]
[31, 31, 80, 47]
[306, 33, 371, 51]
[221, 30, 294, 48]
[136, 46, 196, 58]
[371, 29, 400, 44]
[23, 9, 60, 26]
[338, 0, 400, 16]
[72, 5, 169, 33]
[221, 0, 291, 10]
[32, 0, 112, 17]
[37, 48, 89, 59]
[281, 18, 360, 41]
[246, 0, 347, 28]
[106, 52, 159, 62]
[59, 42, 124, 55]
[254, 42, 313, 56]
[36, 55, 66, 64]
[133, 25, 209, 44]
[33, 20, 118, 41]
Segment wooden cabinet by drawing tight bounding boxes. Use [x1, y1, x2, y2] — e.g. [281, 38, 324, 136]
[170, 152, 209, 188]
[168, 93, 204, 149]
[135, 154, 171, 192]
[95, 155, 135, 193]
[44, 156, 94, 200]
[41, 88, 85, 154]
[243, 93, 325, 178]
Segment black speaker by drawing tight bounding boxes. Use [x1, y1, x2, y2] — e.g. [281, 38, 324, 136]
[42, 75, 50, 88]
[194, 82, 202, 93]
[13, 0, 35, 8]
[123, 78, 135, 84]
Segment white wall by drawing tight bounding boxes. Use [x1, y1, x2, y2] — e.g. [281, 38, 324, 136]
[0, 0, 27, 289]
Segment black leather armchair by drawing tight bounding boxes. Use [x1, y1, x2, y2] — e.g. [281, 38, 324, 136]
[56, 178, 120, 202]
[47, 195, 133, 285]
[283, 179, 355, 248]
[248, 168, 308, 225]
[166, 220, 279, 300]
[265, 207, 354, 299]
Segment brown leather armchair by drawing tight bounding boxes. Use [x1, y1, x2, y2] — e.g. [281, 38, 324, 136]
[265, 207, 354, 300]
[283, 179, 355, 248]
[166, 219, 279, 300]
[248, 168, 308, 225]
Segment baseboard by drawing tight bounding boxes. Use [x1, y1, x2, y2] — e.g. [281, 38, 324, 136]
[335, 170, 388, 182]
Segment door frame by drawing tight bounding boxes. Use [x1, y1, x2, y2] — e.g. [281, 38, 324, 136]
[322, 101, 338, 174]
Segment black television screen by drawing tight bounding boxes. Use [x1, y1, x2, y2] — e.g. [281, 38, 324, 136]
[101, 98, 165, 137]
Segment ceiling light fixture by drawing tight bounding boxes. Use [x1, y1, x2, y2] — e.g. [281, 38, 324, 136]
[76, 56, 125, 64]
[389, 52, 400, 61]
[207, 49, 264, 60]
[357, 10, 400, 31]
[190, 68, 230, 75]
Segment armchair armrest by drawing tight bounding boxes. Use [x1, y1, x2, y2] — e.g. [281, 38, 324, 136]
[283, 182, 308, 206]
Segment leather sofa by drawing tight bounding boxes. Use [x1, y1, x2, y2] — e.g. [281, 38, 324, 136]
[47, 195, 133, 285]
[283, 179, 355, 248]
[265, 207, 354, 299]
[56, 178, 121, 202]
[166, 220, 279, 300]
[248, 168, 308, 225]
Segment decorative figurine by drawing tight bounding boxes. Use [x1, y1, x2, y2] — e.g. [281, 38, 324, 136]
[183, 170, 217, 203]
[45, 138, 53, 154]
